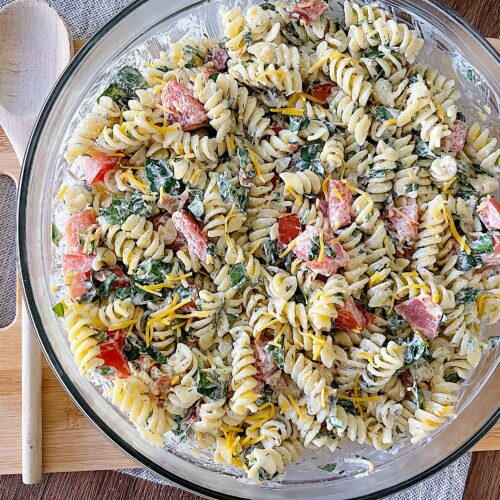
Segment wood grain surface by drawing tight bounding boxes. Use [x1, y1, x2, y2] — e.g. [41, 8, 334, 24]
[0, 0, 499, 498]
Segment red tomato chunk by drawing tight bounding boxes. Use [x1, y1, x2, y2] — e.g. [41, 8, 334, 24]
[97, 329, 131, 378]
[65, 209, 97, 254]
[172, 210, 209, 261]
[278, 214, 302, 246]
[82, 151, 118, 185]
[335, 296, 374, 331]
[161, 80, 208, 131]
[395, 296, 443, 340]
[310, 82, 335, 104]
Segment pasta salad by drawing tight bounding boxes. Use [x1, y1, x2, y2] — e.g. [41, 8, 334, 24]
[54, 0, 500, 482]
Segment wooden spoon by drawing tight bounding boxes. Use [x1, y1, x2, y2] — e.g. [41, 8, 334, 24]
[0, 0, 72, 484]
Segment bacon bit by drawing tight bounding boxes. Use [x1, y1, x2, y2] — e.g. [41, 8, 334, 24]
[289, 0, 328, 24]
[441, 120, 467, 153]
[477, 196, 500, 231]
[395, 296, 443, 340]
[328, 179, 352, 232]
[385, 203, 419, 245]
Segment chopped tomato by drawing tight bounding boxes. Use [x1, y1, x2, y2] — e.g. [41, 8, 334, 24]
[172, 210, 209, 261]
[270, 121, 284, 135]
[161, 80, 208, 131]
[290, 0, 328, 24]
[97, 329, 130, 378]
[208, 47, 228, 72]
[278, 214, 301, 246]
[310, 82, 335, 105]
[395, 295, 443, 340]
[63, 253, 94, 299]
[82, 151, 118, 185]
[477, 196, 500, 231]
[385, 203, 419, 245]
[65, 209, 97, 254]
[292, 225, 349, 276]
[335, 296, 373, 331]
[328, 179, 352, 232]
[441, 119, 467, 153]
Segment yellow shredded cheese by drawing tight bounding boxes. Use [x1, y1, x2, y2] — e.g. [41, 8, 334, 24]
[318, 232, 325, 263]
[322, 174, 332, 198]
[442, 205, 471, 254]
[285, 184, 303, 206]
[55, 184, 69, 200]
[270, 107, 305, 117]
[120, 172, 148, 194]
[108, 318, 138, 331]
[368, 271, 385, 287]
[288, 396, 307, 421]
[248, 148, 265, 181]
[135, 283, 163, 297]
[442, 176, 457, 195]
[278, 239, 297, 258]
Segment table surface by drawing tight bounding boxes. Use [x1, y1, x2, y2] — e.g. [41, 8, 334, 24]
[2, 0, 500, 498]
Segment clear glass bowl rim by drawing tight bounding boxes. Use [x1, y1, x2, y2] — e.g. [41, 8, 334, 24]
[17, 0, 500, 498]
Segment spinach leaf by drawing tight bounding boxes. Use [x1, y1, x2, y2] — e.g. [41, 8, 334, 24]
[208, 72, 220, 81]
[52, 302, 65, 317]
[289, 116, 310, 133]
[308, 235, 320, 261]
[334, 397, 358, 415]
[409, 381, 425, 410]
[400, 334, 428, 367]
[374, 105, 393, 122]
[260, 2, 276, 10]
[175, 285, 195, 302]
[99, 191, 153, 224]
[145, 158, 181, 195]
[237, 147, 255, 178]
[51, 223, 59, 245]
[405, 183, 418, 193]
[283, 23, 301, 45]
[444, 372, 463, 383]
[363, 47, 383, 58]
[230, 262, 248, 289]
[216, 172, 249, 211]
[196, 368, 227, 400]
[182, 45, 207, 68]
[455, 287, 482, 304]
[187, 189, 204, 221]
[116, 287, 133, 299]
[292, 287, 307, 305]
[206, 243, 218, 258]
[79, 273, 116, 304]
[291, 143, 324, 176]
[263, 239, 278, 265]
[172, 413, 192, 442]
[388, 313, 407, 334]
[414, 137, 440, 159]
[324, 244, 337, 258]
[266, 336, 284, 369]
[318, 463, 337, 472]
[123, 336, 168, 364]
[457, 250, 483, 271]
[133, 258, 170, 285]
[100, 66, 147, 107]
[468, 233, 494, 254]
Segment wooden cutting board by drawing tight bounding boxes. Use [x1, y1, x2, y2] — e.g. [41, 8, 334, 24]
[0, 39, 499, 476]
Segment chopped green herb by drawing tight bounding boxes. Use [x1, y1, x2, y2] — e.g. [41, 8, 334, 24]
[206, 243, 218, 258]
[405, 183, 418, 193]
[79, 273, 116, 304]
[291, 143, 325, 176]
[374, 105, 392, 122]
[414, 137, 439, 159]
[457, 250, 482, 271]
[444, 372, 463, 383]
[133, 258, 170, 285]
[208, 72, 220, 81]
[388, 313, 407, 334]
[237, 147, 255, 178]
[96, 366, 114, 376]
[260, 2, 276, 10]
[230, 262, 248, 289]
[182, 45, 207, 68]
[100, 66, 147, 106]
[52, 302, 65, 317]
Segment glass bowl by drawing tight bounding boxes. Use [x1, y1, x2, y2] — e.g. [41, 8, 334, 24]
[18, 0, 500, 498]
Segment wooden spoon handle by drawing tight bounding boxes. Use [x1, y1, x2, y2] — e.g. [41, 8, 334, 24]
[21, 301, 42, 484]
